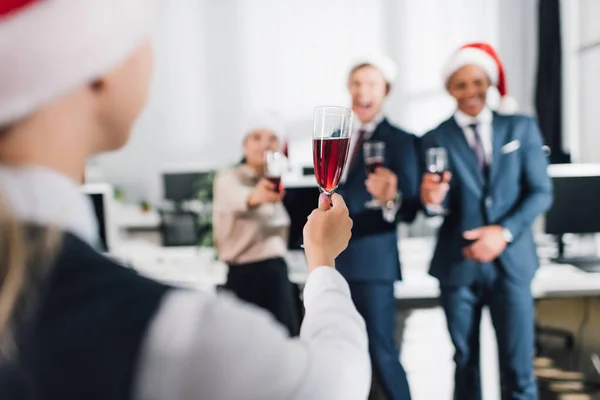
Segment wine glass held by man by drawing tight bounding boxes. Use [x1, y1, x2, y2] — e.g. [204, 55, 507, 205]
[0, 1, 370, 399]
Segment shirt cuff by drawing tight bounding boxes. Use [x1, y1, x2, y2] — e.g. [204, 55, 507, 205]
[303, 266, 351, 309]
[381, 192, 401, 223]
[424, 203, 445, 215]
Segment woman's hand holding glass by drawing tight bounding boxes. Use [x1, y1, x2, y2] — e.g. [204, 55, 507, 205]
[303, 193, 353, 272]
[247, 179, 284, 208]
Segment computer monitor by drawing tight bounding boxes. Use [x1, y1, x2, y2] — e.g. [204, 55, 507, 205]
[282, 186, 320, 250]
[81, 183, 117, 253]
[546, 164, 600, 235]
[546, 164, 600, 268]
[162, 167, 215, 203]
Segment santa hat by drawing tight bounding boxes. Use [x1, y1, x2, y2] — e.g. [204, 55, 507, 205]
[243, 111, 285, 141]
[0, 0, 162, 126]
[349, 54, 397, 84]
[443, 42, 518, 115]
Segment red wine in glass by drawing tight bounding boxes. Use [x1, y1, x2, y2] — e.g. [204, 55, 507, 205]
[301, 106, 353, 248]
[264, 150, 284, 193]
[313, 137, 350, 194]
[428, 166, 446, 180]
[266, 176, 282, 193]
[365, 158, 384, 175]
[312, 106, 353, 197]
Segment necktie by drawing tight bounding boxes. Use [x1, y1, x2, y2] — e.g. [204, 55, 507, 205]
[468, 123, 486, 172]
[348, 129, 367, 168]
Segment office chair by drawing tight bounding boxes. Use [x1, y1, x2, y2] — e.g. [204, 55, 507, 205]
[535, 318, 574, 357]
[159, 209, 200, 247]
[534, 234, 575, 362]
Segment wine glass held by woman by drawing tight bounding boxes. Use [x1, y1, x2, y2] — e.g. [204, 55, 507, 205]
[241, 116, 285, 206]
[0, 2, 370, 400]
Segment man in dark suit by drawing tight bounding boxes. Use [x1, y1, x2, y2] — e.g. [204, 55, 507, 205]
[336, 56, 421, 400]
[420, 43, 553, 400]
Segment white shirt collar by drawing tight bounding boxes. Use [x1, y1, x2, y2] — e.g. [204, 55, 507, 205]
[0, 165, 98, 245]
[356, 112, 384, 138]
[454, 107, 493, 129]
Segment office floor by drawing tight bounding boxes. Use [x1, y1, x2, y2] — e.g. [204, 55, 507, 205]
[397, 307, 499, 400]
[401, 305, 600, 400]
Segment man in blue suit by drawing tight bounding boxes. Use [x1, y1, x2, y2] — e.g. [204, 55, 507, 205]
[420, 43, 553, 400]
[336, 56, 421, 400]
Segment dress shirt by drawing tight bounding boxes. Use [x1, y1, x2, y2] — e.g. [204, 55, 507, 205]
[0, 164, 371, 400]
[454, 107, 494, 165]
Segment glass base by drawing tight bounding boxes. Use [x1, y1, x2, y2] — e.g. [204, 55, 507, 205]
[365, 198, 381, 209]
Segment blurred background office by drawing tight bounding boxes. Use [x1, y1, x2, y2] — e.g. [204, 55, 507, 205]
[82, 0, 600, 399]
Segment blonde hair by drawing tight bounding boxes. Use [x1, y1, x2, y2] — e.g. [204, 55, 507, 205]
[0, 195, 60, 359]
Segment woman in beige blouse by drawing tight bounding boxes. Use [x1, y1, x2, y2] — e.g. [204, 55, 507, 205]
[213, 114, 295, 335]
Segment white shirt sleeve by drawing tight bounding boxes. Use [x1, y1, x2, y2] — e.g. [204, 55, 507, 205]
[133, 267, 371, 400]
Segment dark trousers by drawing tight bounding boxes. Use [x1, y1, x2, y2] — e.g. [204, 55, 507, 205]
[225, 257, 296, 336]
[349, 282, 411, 400]
[440, 263, 537, 400]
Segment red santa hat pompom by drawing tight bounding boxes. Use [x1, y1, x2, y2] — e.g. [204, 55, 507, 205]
[0, 0, 162, 126]
[442, 42, 518, 115]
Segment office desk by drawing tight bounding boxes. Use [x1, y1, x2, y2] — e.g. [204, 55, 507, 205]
[112, 237, 600, 301]
[114, 203, 160, 230]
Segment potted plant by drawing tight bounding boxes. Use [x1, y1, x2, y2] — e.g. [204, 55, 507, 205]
[195, 171, 217, 248]
[139, 200, 150, 213]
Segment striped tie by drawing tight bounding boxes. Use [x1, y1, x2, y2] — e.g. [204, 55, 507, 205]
[469, 123, 486, 172]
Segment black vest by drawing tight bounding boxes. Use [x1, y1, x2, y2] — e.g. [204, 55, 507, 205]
[0, 233, 170, 400]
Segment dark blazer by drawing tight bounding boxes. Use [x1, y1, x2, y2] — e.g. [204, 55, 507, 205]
[336, 118, 421, 282]
[421, 113, 553, 286]
[3, 232, 170, 400]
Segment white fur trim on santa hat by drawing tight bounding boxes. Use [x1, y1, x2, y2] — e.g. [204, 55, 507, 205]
[497, 95, 518, 115]
[243, 111, 286, 141]
[350, 54, 397, 83]
[443, 47, 498, 87]
[0, 0, 162, 126]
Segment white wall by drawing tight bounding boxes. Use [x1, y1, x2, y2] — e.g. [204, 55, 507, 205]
[92, 0, 208, 202]
[92, 0, 539, 204]
[498, 0, 537, 116]
[384, 0, 500, 135]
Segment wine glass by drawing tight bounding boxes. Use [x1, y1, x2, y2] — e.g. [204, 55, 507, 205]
[264, 150, 284, 193]
[425, 147, 449, 215]
[312, 106, 353, 197]
[264, 150, 285, 224]
[363, 141, 385, 209]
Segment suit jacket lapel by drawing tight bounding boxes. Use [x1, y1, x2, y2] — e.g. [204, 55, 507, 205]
[490, 113, 508, 186]
[443, 118, 485, 195]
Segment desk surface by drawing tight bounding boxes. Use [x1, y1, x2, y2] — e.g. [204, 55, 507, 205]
[114, 203, 161, 229]
[112, 238, 600, 300]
